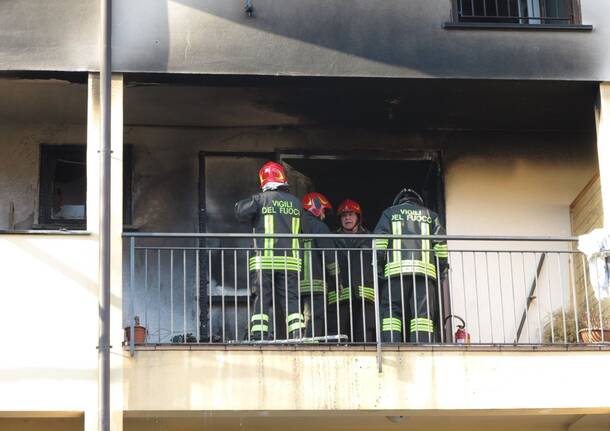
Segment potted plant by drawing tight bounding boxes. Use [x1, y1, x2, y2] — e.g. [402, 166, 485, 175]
[543, 299, 610, 343]
[124, 315, 147, 345]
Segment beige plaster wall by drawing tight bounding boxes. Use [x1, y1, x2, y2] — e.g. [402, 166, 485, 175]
[124, 349, 610, 413]
[0, 124, 86, 229]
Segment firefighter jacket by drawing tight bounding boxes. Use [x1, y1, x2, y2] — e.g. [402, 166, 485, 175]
[373, 202, 448, 280]
[301, 212, 338, 295]
[330, 225, 375, 304]
[235, 189, 303, 272]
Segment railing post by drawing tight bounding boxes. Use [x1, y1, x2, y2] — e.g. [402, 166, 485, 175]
[372, 240, 382, 373]
[129, 236, 135, 356]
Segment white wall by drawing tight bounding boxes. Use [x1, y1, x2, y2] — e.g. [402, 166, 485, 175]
[444, 135, 598, 342]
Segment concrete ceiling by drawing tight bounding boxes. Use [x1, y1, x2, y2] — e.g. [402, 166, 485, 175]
[0, 78, 86, 125]
[0, 75, 598, 132]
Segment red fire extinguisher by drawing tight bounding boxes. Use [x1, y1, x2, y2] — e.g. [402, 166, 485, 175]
[444, 315, 470, 344]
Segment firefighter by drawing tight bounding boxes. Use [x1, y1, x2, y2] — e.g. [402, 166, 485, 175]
[373, 189, 448, 343]
[235, 161, 305, 340]
[300, 192, 338, 338]
[328, 199, 376, 342]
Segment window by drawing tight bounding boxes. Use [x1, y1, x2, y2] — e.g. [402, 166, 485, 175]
[38, 145, 132, 229]
[39, 145, 87, 228]
[455, 0, 579, 25]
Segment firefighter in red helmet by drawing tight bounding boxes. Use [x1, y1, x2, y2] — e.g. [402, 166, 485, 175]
[235, 161, 305, 340]
[300, 192, 338, 338]
[328, 199, 376, 343]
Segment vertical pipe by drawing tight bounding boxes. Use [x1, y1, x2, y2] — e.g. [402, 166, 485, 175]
[98, 0, 112, 428]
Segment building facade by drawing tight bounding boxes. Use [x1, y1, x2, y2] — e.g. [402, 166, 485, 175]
[1, 1, 610, 430]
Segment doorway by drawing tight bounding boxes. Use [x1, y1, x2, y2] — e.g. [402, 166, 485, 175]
[280, 153, 445, 230]
[198, 151, 446, 341]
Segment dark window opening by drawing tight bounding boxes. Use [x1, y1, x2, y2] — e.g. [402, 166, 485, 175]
[281, 156, 445, 231]
[38, 145, 133, 230]
[39, 145, 86, 228]
[455, 0, 578, 24]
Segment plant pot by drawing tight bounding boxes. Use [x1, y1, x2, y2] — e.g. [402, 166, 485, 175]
[125, 325, 147, 344]
[578, 328, 610, 343]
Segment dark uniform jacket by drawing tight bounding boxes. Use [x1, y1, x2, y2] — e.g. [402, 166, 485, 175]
[373, 202, 448, 280]
[331, 225, 375, 304]
[235, 189, 303, 272]
[301, 212, 338, 294]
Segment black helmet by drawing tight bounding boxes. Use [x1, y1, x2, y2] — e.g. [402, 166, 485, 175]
[393, 188, 424, 206]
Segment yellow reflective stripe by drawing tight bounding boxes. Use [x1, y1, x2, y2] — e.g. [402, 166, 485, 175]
[249, 256, 302, 271]
[384, 259, 437, 279]
[410, 318, 434, 332]
[300, 280, 326, 293]
[250, 324, 269, 333]
[382, 317, 402, 331]
[392, 221, 402, 263]
[434, 243, 448, 258]
[288, 321, 306, 333]
[251, 313, 269, 322]
[287, 313, 304, 323]
[374, 239, 389, 249]
[292, 216, 300, 259]
[264, 214, 274, 257]
[421, 222, 430, 266]
[303, 239, 312, 282]
[358, 286, 376, 301]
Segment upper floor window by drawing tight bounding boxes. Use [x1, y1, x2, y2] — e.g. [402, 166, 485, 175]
[455, 0, 580, 25]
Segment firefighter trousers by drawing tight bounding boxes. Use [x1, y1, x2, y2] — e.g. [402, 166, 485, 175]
[250, 269, 305, 340]
[327, 290, 376, 343]
[380, 274, 437, 343]
[302, 293, 326, 338]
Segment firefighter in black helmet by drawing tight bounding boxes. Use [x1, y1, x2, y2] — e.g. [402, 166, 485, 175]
[373, 189, 448, 343]
[235, 161, 305, 340]
[300, 192, 338, 338]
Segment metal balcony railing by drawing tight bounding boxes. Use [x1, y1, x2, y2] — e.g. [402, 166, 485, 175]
[456, 0, 576, 24]
[124, 233, 609, 356]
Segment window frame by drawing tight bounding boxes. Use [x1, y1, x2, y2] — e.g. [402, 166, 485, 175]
[38, 144, 87, 229]
[448, 0, 586, 27]
[38, 144, 133, 230]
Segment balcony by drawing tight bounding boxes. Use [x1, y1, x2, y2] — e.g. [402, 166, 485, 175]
[124, 233, 610, 353]
[122, 232, 610, 415]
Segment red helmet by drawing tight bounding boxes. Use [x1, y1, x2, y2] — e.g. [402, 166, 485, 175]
[302, 192, 332, 218]
[258, 161, 288, 189]
[337, 199, 361, 216]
